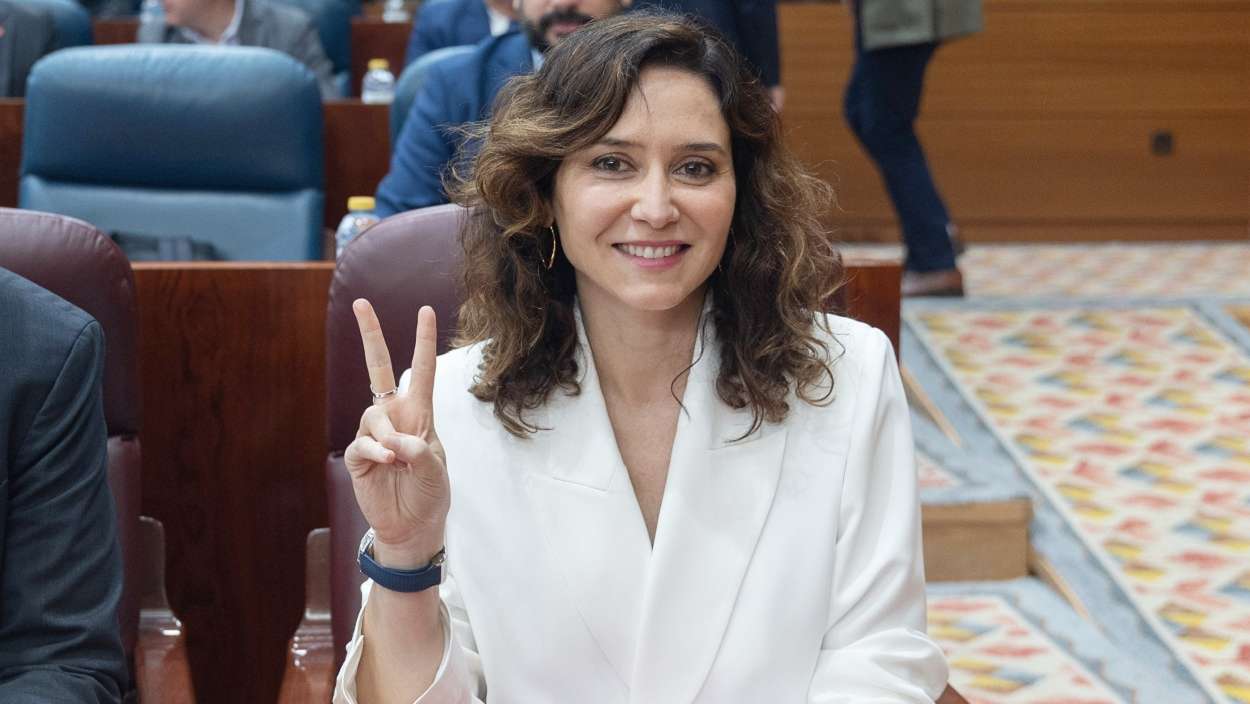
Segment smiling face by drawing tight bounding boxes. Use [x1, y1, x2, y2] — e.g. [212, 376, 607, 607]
[551, 65, 736, 316]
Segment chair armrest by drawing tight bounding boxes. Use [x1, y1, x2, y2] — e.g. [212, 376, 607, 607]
[135, 515, 196, 703]
[937, 684, 969, 704]
[277, 527, 336, 704]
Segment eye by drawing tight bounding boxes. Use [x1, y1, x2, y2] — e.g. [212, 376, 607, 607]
[591, 155, 628, 173]
[677, 160, 716, 179]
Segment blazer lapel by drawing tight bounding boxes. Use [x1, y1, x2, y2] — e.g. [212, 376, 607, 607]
[629, 315, 788, 703]
[523, 312, 651, 690]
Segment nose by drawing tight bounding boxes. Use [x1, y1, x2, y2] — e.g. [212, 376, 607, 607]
[629, 169, 680, 230]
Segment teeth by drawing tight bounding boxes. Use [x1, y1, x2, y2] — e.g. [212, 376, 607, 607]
[619, 244, 681, 259]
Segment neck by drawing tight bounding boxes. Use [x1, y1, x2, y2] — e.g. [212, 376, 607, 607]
[578, 284, 707, 407]
[186, 0, 236, 41]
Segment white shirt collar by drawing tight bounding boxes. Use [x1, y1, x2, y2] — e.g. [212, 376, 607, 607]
[485, 3, 511, 36]
[178, 0, 245, 45]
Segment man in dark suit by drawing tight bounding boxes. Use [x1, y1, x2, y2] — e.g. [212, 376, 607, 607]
[376, 0, 630, 217]
[0, 0, 56, 98]
[404, 0, 516, 67]
[0, 268, 128, 702]
[138, 0, 337, 98]
[632, 0, 782, 109]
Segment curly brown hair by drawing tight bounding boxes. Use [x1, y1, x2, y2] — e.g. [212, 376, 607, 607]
[451, 11, 843, 438]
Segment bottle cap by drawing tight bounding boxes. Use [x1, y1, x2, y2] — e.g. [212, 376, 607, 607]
[368, 59, 390, 71]
[347, 196, 376, 211]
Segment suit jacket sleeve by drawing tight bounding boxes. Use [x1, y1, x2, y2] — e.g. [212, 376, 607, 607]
[374, 62, 460, 217]
[404, 3, 442, 66]
[0, 321, 127, 703]
[334, 572, 485, 704]
[806, 328, 948, 702]
[733, 0, 781, 87]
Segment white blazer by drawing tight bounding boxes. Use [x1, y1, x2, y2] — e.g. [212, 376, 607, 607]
[335, 312, 948, 703]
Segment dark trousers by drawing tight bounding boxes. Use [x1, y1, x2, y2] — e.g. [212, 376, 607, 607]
[844, 36, 957, 273]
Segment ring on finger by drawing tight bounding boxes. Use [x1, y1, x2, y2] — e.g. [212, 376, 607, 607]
[371, 386, 398, 401]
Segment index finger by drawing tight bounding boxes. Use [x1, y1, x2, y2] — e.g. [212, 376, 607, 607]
[408, 305, 438, 409]
[352, 299, 397, 402]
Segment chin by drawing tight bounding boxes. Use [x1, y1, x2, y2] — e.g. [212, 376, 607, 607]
[613, 284, 705, 313]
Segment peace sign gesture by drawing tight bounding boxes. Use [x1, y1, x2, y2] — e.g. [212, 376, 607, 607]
[343, 300, 449, 568]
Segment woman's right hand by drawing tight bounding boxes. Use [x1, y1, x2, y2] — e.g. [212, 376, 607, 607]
[343, 300, 449, 568]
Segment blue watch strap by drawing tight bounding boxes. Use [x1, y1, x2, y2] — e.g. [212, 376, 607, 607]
[359, 538, 445, 593]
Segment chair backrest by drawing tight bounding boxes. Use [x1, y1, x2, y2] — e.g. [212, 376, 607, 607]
[272, 0, 352, 92]
[325, 203, 467, 664]
[0, 208, 141, 674]
[390, 44, 475, 144]
[22, 0, 93, 47]
[20, 45, 325, 261]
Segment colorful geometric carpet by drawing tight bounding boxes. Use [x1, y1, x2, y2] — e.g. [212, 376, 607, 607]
[840, 242, 1250, 298]
[907, 301, 1250, 703]
[929, 578, 1194, 703]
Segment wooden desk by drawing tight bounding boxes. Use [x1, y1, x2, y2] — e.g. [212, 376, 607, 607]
[134, 263, 333, 704]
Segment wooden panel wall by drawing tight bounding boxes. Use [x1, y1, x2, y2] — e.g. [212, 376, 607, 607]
[781, 0, 1250, 242]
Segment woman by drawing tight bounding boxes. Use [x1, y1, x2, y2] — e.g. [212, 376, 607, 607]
[336, 13, 948, 703]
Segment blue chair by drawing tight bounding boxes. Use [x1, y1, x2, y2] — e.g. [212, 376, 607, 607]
[390, 44, 474, 143]
[22, 0, 92, 47]
[273, 0, 352, 96]
[20, 45, 325, 261]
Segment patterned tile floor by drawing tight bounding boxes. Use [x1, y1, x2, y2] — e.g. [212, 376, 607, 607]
[929, 594, 1128, 703]
[841, 242, 1250, 298]
[911, 305, 1250, 703]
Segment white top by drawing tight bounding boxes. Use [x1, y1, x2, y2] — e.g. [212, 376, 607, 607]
[334, 312, 948, 703]
[177, 0, 244, 45]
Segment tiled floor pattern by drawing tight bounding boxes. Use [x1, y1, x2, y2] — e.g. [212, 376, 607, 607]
[929, 594, 1127, 703]
[912, 305, 1250, 703]
[840, 242, 1250, 299]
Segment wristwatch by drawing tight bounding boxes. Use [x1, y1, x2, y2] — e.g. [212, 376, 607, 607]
[357, 528, 445, 593]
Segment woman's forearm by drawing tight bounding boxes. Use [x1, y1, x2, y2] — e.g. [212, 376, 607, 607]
[356, 540, 448, 704]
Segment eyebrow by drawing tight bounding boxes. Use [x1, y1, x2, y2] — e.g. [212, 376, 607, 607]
[596, 137, 728, 155]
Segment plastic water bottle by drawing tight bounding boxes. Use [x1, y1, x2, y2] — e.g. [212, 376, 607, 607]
[335, 197, 381, 257]
[382, 0, 410, 22]
[139, 0, 165, 29]
[361, 59, 396, 105]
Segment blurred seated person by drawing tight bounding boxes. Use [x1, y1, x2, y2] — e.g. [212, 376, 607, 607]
[76, 0, 137, 17]
[0, 0, 56, 98]
[375, 0, 631, 218]
[633, 0, 783, 110]
[404, 0, 516, 67]
[138, 0, 337, 99]
[336, 12, 947, 703]
[0, 269, 127, 702]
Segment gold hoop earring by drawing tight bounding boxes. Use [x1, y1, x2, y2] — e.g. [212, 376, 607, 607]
[545, 225, 558, 270]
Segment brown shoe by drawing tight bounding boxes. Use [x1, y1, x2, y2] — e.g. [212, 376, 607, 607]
[902, 268, 965, 297]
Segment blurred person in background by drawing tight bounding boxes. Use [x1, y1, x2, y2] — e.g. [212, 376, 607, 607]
[77, 0, 138, 17]
[404, 0, 516, 66]
[0, 0, 56, 97]
[844, 0, 981, 296]
[632, 0, 782, 111]
[0, 269, 127, 703]
[375, 0, 631, 217]
[138, 0, 337, 99]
